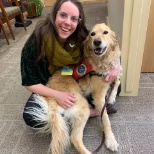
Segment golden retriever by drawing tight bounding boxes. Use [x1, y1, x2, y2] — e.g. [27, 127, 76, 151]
[30, 23, 121, 154]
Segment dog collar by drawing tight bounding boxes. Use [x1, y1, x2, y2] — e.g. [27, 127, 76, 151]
[89, 71, 107, 78]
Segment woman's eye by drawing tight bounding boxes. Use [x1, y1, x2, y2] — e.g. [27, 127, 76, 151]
[103, 31, 108, 34]
[91, 32, 95, 36]
[71, 16, 78, 22]
[60, 12, 67, 18]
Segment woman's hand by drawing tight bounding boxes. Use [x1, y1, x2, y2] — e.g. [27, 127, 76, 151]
[53, 90, 76, 109]
[25, 84, 76, 110]
[104, 63, 120, 82]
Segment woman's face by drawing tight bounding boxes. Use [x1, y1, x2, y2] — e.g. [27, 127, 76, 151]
[55, 1, 80, 44]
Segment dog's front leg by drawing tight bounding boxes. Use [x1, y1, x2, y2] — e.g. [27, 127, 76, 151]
[102, 109, 119, 151]
[108, 79, 121, 104]
[92, 85, 119, 152]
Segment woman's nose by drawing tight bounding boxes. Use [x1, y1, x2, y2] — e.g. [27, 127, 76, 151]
[64, 17, 71, 25]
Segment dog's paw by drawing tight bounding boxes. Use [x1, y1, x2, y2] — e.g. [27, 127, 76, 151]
[105, 134, 119, 151]
[108, 96, 116, 104]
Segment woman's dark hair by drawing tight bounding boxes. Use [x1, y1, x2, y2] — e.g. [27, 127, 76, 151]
[33, 0, 89, 63]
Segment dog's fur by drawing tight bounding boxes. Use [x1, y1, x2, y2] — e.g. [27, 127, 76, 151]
[29, 23, 121, 154]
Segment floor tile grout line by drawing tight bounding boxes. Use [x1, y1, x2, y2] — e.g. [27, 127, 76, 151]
[0, 121, 13, 147]
[12, 125, 27, 154]
[0, 121, 6, 132]
[125, 125, 133, 154]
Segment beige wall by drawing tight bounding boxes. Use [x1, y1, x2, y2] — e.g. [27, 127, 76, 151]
[107, 0, 124, 47]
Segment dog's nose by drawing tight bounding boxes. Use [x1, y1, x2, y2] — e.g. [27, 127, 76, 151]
[93, 39, 102, 46]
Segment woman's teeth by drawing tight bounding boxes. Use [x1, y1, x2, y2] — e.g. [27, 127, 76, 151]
[61, 27, 69, 32]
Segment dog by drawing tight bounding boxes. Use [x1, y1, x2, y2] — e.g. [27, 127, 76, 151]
[29, 23, 121, 154]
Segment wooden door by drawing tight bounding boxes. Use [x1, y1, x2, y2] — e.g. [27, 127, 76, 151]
[44, 0, 107, 6]
[44, 0, 56, 7]
[141, 0, 154, 72]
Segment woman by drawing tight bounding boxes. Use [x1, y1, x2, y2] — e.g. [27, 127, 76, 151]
[21, 0, 120, 129]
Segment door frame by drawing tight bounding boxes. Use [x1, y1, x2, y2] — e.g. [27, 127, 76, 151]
[120, 0, 151, 96]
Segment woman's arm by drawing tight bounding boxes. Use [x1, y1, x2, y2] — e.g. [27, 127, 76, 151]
[25, 84, 76, 109]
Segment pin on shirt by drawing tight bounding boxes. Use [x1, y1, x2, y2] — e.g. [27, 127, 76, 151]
[69, 43, 75, 48]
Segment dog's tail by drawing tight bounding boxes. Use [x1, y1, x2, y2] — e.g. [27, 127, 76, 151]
[49, 108, 70, 154]
[24, 94, 70, 154]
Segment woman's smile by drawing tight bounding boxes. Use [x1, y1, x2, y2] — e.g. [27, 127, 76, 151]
[60, 26, 70, 32]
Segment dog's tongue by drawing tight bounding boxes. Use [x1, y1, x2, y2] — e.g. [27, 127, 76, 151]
[95, 48, 102, 53]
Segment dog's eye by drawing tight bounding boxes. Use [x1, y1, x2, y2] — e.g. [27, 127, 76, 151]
[91, 32, 95, 36]
[103, 31, 108, 34]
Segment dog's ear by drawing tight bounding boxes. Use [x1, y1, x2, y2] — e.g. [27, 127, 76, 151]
[82, 34, 92, 57]
[83, 34, 89, 46]
[111, 31, 119, 46]
[83, 34, 91, 51]
[111, 31, 118, 43]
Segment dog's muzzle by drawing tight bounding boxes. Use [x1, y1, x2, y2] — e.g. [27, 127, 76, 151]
[93, 39, 107, 56]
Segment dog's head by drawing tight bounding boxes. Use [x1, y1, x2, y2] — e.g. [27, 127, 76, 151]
[83, 23, 118, 57]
